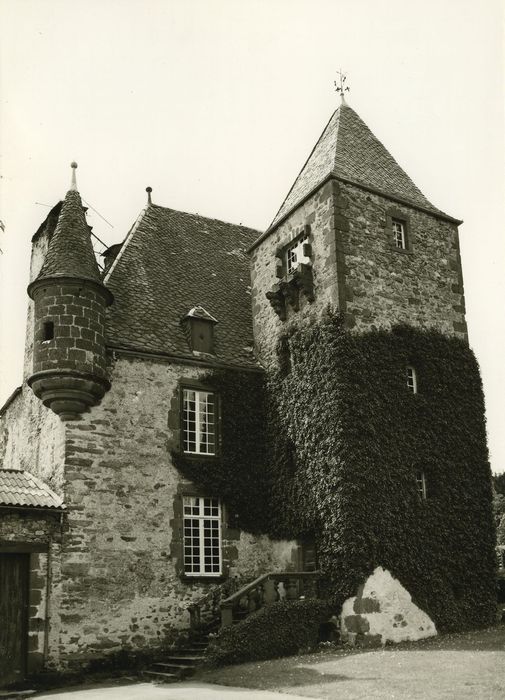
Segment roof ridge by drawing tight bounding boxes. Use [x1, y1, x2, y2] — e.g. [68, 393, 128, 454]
[149, 203, 261, 234]
[104, 205, 149, 284]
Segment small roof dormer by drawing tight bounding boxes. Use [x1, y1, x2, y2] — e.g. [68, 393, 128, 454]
[181, 306, 218, 355]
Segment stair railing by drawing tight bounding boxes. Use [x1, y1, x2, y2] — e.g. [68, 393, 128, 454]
[219, 570, 321, 628]
[186, 576, 243, 631]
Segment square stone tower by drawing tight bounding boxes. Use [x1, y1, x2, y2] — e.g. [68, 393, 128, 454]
[250, 101, 467, 367]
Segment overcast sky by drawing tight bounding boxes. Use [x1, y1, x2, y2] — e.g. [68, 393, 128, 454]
[0, 0, 504, 472]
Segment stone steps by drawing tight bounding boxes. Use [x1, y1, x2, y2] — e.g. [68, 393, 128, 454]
[143, 637, 209, 684]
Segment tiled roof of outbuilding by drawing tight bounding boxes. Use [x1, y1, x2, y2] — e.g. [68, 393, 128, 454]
[34, 189, 102, 284]
[0, 469, 64, 510]
[105, 205, 260, 368]
[271, 102, 450, 228]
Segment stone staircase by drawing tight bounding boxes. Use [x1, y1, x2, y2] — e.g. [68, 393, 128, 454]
[144, 570, 322, 683]
[143, 630, 211, 683]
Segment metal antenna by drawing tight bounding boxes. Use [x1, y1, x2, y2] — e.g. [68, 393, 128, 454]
[334, 70, 350, 101]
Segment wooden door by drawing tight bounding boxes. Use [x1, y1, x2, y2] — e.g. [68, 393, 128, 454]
[0, 553, 29, 686]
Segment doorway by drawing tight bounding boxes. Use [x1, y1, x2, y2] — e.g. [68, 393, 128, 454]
[0, 553, 29, 686]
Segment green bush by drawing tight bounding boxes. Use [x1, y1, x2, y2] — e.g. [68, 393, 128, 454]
[206, 599, 332, 666]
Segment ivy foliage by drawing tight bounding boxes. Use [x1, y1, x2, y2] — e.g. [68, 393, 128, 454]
[206, 599, 332, 666]
[268, 310, 496, 632]
[172, 370, 270, 534]
[173, 310, 496, 632]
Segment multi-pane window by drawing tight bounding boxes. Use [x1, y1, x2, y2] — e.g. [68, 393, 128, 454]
[416, 472, 427, 500]
[286, 235, 309, 275]
[392, 219, 406, 249]
[183, 389, 216, 455]
[406, 366, 417, 393]
[183, 496, 221, 576]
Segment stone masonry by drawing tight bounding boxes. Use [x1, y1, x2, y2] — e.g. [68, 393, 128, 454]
[250, 178, 467, 368]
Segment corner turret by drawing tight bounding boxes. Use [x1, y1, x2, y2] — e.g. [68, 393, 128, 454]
[27, 163, 113, 420]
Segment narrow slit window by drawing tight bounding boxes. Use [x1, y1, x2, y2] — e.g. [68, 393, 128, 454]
[183, 496, 221, 576]
[392, 219, 406, 249]
[416, 472, 427, 500]
[406, 366, 417, 393]
[43, 321, 54, 341]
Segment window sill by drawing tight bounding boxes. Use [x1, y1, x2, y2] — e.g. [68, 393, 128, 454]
[181, 452, 219, 460]
[181, 574, 226, 583]
[389, 245, 414, 255]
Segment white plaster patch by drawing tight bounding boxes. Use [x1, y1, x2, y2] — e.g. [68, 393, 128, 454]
[341, 566, 437, 644]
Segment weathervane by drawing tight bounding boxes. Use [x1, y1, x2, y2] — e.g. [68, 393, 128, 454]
[334, 70, 350, 101]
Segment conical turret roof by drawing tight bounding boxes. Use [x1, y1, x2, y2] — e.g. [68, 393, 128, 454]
[270, 102, 451, 228]
[34, 186, 101, 286]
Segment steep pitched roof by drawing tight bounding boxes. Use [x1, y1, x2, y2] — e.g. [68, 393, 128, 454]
[105, 205, 260, 368]
[271, 102, 448, 228]
[0, 469, 64, 510]
[33, 189, 101, 284]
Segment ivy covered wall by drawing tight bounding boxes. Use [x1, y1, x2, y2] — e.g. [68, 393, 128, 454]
[174, 311, 496, 632]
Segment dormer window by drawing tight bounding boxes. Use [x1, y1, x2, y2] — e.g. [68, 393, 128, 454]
[392, 219, 406, 249]
[181, 306, 218, 355]
[286, 234, 310, 275]
[406, 366, 417, 393]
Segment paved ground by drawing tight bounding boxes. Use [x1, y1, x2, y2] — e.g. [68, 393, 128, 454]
[32, 682, 308, 699]
[197, 625, 505, 699]
[23, 625, 505, 699]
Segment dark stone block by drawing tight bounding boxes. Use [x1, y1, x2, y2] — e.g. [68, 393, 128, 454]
[356, 633, 382, 648]
[355, 596, 381, 614]
[344, 614, 370, 633]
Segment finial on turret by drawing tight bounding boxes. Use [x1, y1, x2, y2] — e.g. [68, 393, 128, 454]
[334, 70, 350, 103]
[70, 161, 78, 191]
[146, 186, 152, 205]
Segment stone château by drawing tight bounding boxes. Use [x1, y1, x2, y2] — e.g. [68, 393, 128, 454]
[0, 99, 496, 684]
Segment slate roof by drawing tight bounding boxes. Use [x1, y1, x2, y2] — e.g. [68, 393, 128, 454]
[105, 205, 260, 368]
[270, 102, 449, 228]
[0, 469, 65, 510]
[33, 189, 102, 285]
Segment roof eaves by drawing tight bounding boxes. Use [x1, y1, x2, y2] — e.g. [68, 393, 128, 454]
[108, 343, 264, 372]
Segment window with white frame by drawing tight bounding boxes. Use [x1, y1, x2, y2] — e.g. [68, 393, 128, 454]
[183, 496, 221, 576]
[286, 235, 310, 275]
[392, 219, 406, 249]
[416, 472, 427, 500]
[406, 366, 417, 393]
[182, 389, 216, 455]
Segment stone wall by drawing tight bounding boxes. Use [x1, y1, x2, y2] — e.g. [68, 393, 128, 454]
[338, 182, 467, 340]
[250, 178, 467, 368]
[51, 353, 295, 669]
[250, 181, 336, 368]
[24, 202, 61, 380]
[31, 281, 108, 380]
[0, 387, 65, 494]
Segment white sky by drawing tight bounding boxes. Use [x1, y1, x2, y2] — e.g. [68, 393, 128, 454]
[0, 0, 504, 472]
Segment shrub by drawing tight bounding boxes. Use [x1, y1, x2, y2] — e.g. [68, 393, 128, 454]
[206, 599, 333, 666]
